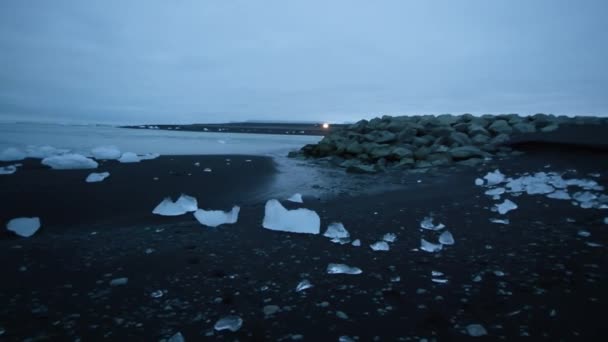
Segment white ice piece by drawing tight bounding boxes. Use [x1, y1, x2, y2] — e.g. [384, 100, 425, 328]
[152, 195, 198, 216]
[203, 168, 212, 172]
[484, 188, 505, 196]
[474, 178, 484, 186]
[91, 146, 121, 160]
[370, 241, 390, 251]
[6, 217, 41, 237]
[0, 164, 19, 175]
[287, 193, 304, 203]
[547, 190, 571, 200]
[167, 332, 185, 342]
[489, 218, 510, 225]
[483, 170, 505, 186]
[118, 152, 141, 163]
[26, 145, 69, 159]
[439, 231, 455, 245]
[0, 147, 26, 161]
[175, 194, 198, 212]
[262, 199, 320, 234]
[194, 206, 240, 227]
[420, 217, 445, 231]
[494, 199, 518, 215]
[604, 217, 608, 225]
[295, 279, 313, 292]
[42, 153, 98, 170]
[382, 233, 397, 243]
[420, 238, 443, 253]
[109, 277, 128, 286]
[327, 263, 362, 275]
[324, 222, 350, 239]
[465, 324, 488, 337]
[351, 239, 361, 247]
[85, 172, 110, 183]
[577, 230, 591, 237]
[214, 315, 243, 332]
[139, 153, 160, 160]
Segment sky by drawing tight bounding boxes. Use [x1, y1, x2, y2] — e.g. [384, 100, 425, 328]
[0, 0, 607, 125]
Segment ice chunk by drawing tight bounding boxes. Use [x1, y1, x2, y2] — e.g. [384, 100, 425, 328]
[203, 168, 212, 172]
[152, 195, 199, 216]
[118, 152, 141, 163]
[327, 263, 362, 275]
[26, 145, 69, 159]
[370, 241, 390, 251]
[474, 178, 484, 186]
[494, 199, 517, 215]
[139, 153, 160, 160]
[6, 217, 41, 237]
[351, 239, 361, 247]
[586, 242, 603, 248]
[262, 199, 320, 234]
[109, 277, 128, 286]
[91, 146, 121, 160]
[0, 164, 19, 175]
[42, 153, 98, 170]
[167, 332, 185, 342]
[526, 182, 554, 195]
[295, 279, 313, 292]
[420, 238, 443, 253]
[431, 278, 448, 284]
[573, 191, 597, 203]
[324, 222, 350, 239]
[604, 217, 608, 225]
[484, 188, 505, 196]
[420, 216, 445, 231]
[547, 190, 571, 200]
[287, 193, 303, 203]
[465, 324, 487, 337]
[382, 233, 397, 243]
[85, 172, 110, 183]
[194, 206, 240, 227]
[0, 147, 26, 161]
[489, 218, 510, 225]
[339, 336, 355, 342]
[483, 169, 505, 185]
[214, 315, 243, 332]
[439, 231, 455, 245]
[577, 230, 591, 237]
[432, 271, 444, 277]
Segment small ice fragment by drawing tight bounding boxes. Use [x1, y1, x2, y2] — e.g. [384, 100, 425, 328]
[262, 199, 320, 234]
[573, 191, 597, 204]
[118, 152, 141, 163]
[495, 199, 518, 215]
[214, 315, 243, 332]
[382, 233, 397, 242]
[109, 277, 128, 286]
[489, 218, 510, 224]
[578, 230, 591, 238]
[326, 263, 362, 275]
[287, 193, 304, 203]
[203, 168, 212, 172]
[330, 237, 351, 245]
[370, 241, 390, 251]
[472, 275, 482, 282]
[465, 324, 488, 337]
[351, 239, 361, 247]
[324, 222, 350, 239]
[91, 146, 121, 160]
[139, 153, 160, 160]
[604, 217, 608, 225]
[547, 190, 571, 200]
[474, 178, 484, 186]
[167, 332, 185, 342]
[85, 172, 110, 183]
[152, 198, 187, 216]
[431, 278, 448, 284]
[194, 206, 240, 227]
[483, 170, 505, 185]
[263, 305, 280, 316]
[438, 231, 455, 245]
[0, 147, 26, 161]
[194, 162, 200, 166]
[420, 216, 445, 230]
[42, 153, 98, 170]
[432, 271, 444, 277]
[296, 279, 313, 292]
[6, 217, 41, 237]
[420, 238, 443, 253]
[336, 311, 349, 319]
[485, 188, 505, 196]
[493, 270, 505, 277]
[175, 194, 198, 212]
[339, 336, 355, 342]
[586, 242, 603, 248]
[151, 290, 164, 298]
[0, 164, 18, 175]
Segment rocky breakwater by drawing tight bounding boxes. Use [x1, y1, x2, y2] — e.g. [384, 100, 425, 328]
[289, 114, 604, 174]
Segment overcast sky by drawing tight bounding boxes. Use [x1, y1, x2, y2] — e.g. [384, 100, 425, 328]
[0, 0, 607, 124]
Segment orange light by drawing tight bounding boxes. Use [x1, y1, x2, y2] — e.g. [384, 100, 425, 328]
[322, 123, 330, 129]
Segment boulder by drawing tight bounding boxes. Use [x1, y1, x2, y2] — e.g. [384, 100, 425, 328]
[414, 146, 432, 160]
[448, 132, 472, 146]
[412, 135, 434, 147]
[390, 146, 414, 160]
[397, 127, 418, 142]
[346, 163, 378, 174]
[394, 158, 415, 168]
[368, 144, 392, 159]
[345, 141, 364, 155]
[467, 124, 490, 136]
[471, 134, 490, 145]
[490, 133, 510, 145]
[363, 130, 397, 144]
[512, 122, 536, 134]
[541, 123, 559, 132]
[488, 120, 513, 134]
[449, 146, 487, 160]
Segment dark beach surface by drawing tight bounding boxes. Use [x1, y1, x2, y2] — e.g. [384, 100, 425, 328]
[1, 125, 607, 341]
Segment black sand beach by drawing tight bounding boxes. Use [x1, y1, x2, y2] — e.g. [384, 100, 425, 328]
[1, 126, 607, 341]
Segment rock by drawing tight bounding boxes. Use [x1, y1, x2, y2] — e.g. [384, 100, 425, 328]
[397, 127, 418, 142]
[449, 146, 487, 160]
[453, 122, 469, 132]
[394, 158, 415, 168]
[427, 153, 452, 166]
[412, 135, 433, 147]
[363, 130, 397, 144]
[488, 120, 513, 134]
[449, 132, 472, 146]
[414, 146, 432, 160]
[471, 134, 490, 145]
[512, 122, 536, 133]
[368, 144, 392, 159]
[467, 124, 489, 136]
[430, 125, 453, 137]
[390, 147, 413, 159]
[414, 160, 432, 169]
[541, 123, 559, 132]
[489, 133, 510, 145]
[456, 158, 484, 167]
[346, 163, 378, 174]
[345, 141, 363, 155]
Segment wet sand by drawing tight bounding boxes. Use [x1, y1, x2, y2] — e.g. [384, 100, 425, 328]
[0, 129, 607, 340]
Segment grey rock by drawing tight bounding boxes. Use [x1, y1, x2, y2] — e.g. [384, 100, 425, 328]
[369, 144, 392, 159]
[394, 158, 415, 168]
[453, 122, 469, 132]
[346, 163, 378, 174]
[363, 130, 397, 144]
[449, 132, 472, 146]
[467, 124, 490, 136]
[430, 125, 454, 137]
[512, 122, 536, 133]
[449, 146, 487, 160]
[390, 147, 413, 159]
[414, 160, 433, 169]
[345, 141, 363, 155]
[456, 158, 484, 167]
[412, 135, 433, 147]
[488, 120, 513, 134]
[490, 133, 510, 145]
[471, 134, 490, 145]
[414, 146, 432, 160]
[397, 127, 418, 142]
[541, 123, 559, 132]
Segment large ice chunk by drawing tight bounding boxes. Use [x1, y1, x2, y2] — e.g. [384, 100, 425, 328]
[6, 217, 41, 237]
[324, 222, 350, 239]
[152, 194, 198, 216]
[0, 147, 26, 161]
[494, 199, 517, 215]
[420, 216, 445, 231]
[42, 153, 98, 170]
[547, 190, 571, 200]
[214, 315, 243, 332]
[327, 263, 362, 275]
[194, 206, 240, 227]
[465, 324, 488, 337]
[85, 172, 110, 183]
[91, 146, 121, 160]
[439, 231, 455, 245]
[420, 238, 443, 253]
[483, 170, 505, 186]
[26, 145, 69, 159]
[262, 199, 320, 234]
[118, 152, 141, 163]
[370, 241, 390, 251]
[382, 233, 397, 243]
[287, 193, 303, 203]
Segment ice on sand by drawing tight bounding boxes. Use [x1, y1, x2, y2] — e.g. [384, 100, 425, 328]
[351, 239, 361, 247]
[287, 193, 304, 203]
[465, 324, 488, 337]
[85, 172, 110, 183]
[494, 199, 518, 214]
[167, 332, 185, 342]
[262, 199, 320, 234]
[484, 188, 505, 196]
[604, 217, 608, 225]
[490, 218, 510, 225]
[0, 164, 19, 175]
[194, 206, 240, 227]
[483, 169, 505, 186]
[370, 241, 390, 251]
[439, 231, 455, 245]
[547, 190, 571, 200]
[109, 277, 128, 286]
[420, 216, 445, 230]
[474, 178, 484, 186]
[420, 238, 443, 253]
[26, 145, 68, 159]
[382, 233, 397, 242]
[214, 315, 243, 332]
[118, 152, 141, 163]
[91, 146, 121, 160]
[203, 168, 212, 172]
[6, 217, 41, 237]
[0, 147, 26, 161]
[153, 194, 198, 216]
[327, 263, 362, 275]
[42, 153, 98, 170]
[324, 222, 350, 239]
[295, 279, 313, 292]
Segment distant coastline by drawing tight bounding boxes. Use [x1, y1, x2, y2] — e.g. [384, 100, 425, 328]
[121, 122, 346, 136]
